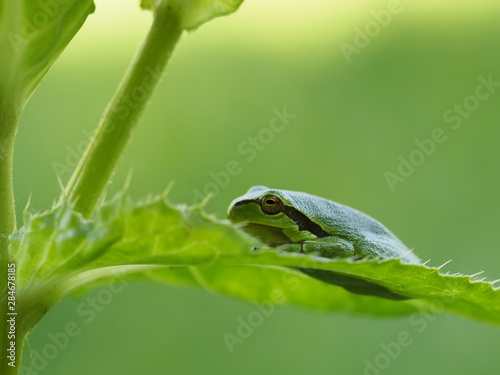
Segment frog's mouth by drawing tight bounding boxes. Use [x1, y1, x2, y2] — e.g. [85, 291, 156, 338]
[237, 222, 293, 246]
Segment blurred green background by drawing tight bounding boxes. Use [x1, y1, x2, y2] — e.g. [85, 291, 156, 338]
[16, 0, 500, 374]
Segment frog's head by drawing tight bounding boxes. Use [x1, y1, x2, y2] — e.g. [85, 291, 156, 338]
[227, 186, 320, 246]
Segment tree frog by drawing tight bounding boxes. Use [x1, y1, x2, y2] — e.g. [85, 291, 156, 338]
[228, 186, 419, 299]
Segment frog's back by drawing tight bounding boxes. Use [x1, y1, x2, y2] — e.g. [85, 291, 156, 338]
[279, 190, 418, 262]
[279, 190, 390, 238]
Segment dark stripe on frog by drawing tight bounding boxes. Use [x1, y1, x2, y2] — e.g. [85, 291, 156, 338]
[235, 199, 329, 238]
[280, 205, 330, 238]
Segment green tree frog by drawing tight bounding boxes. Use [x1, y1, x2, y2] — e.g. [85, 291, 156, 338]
[228, 186, 419, 299]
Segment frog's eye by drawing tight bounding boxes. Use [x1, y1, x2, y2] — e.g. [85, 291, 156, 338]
[260, 195, 283, 215]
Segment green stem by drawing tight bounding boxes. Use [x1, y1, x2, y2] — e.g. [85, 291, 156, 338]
[63, 2, 183, 217]
[0, 98, 19, 372]
[0, 103, 18, 234]
[0, 280, 58, 375]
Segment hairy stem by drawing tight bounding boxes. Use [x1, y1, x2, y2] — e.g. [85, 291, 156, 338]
[62, 3, 183, 217]
[0, 103, 18, 234]
[0, 100, 20, 373]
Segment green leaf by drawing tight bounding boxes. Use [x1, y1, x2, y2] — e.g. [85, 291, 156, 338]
[0, 0, 95, 107]
[10, 194, 500, 325]
[140, 0, 244, 31]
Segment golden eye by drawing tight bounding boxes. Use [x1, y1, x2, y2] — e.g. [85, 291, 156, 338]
[260, 195, 283, 215]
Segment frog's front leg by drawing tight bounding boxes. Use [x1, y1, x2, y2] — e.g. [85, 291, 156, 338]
[276, 237, 355, 259]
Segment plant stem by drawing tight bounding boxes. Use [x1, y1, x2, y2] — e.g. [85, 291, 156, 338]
[0, 102, 18, 234]
[0, 98, 19, 372]
[62, 2, 183, 217]
[0, 284, 52, 375]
